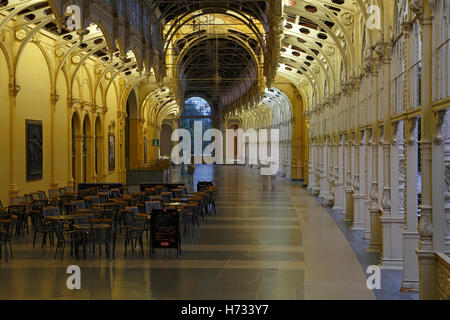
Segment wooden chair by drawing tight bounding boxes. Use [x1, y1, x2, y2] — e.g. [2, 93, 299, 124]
[0, 220, 13, 262]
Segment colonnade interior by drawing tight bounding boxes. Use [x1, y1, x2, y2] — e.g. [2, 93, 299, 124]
[0, 0, 448, 300]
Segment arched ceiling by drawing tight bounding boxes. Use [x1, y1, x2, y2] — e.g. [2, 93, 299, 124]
[276, 0, 373, 107]
[156, 0, 374, 118]
[178, 37, 257, 110]
[159, 1, 282, 115]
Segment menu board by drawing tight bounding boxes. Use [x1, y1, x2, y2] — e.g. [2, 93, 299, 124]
[150, 208, 181, 256]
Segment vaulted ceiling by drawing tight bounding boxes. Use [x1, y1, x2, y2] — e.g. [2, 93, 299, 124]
[156, 0, 370, 116]
[158, 0, 282, 115]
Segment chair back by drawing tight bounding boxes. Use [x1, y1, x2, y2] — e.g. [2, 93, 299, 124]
[120, 187, 130, 196]
[172, 189, 182, 198]
[73, 214, 92, 225]
[48, 189, 61, 199]
[78, 189, 90, 199]
[88, 223, 112, 244]
[29, 193, 40, 202]
[145, 188, 156, 197]
[0, 220, 12, 242]
[11, 196, 25, 205]
[146, 201, 162, 211]
[125, 206, 139, 217]
[155, 186, 164, 195]
[8, 205, 25, 217]
[37, 191, 48, 200]
[110, 189, 121, 199]
[98, 192, 110, 203]
[122, 210, 138, 228]
[65, 186, 75, 193]
[85, 196, 100, 209]
[43, 206, 61, 218]
[52, 221, 66, 241]
[71, 200, 86, 210]
[0, 200, 3, 209]
[160, 192, 173, 203]
[131, 192, 145, 203]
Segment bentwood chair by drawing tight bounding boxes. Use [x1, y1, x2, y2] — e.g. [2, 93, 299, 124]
[160, 192, 173, 204]
[86, 223, 113, 262]
[131, 192, 145, 205]
[110, 189, 121, 199]
[53, 221, 80, 261]
[122, 210, 145, 257]
[10, 196, 25, 206]
[43, 206, 61, 218]
[0, 220, 13, 262]
[48, 189, 61, 207]
[30, 213, 53, 248]
[71, 200, 87, 211]
[8, 205, 27, 236]
[84, 196, 101, 209]
[120, 187, 130, 196]
[98, 192, 110, 204]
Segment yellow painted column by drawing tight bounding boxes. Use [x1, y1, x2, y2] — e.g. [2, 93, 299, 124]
[49, 90, 59, 188]
[8, 81, 20, 198]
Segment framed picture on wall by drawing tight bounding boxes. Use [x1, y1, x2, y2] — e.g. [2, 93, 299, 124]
[26, 120, 43, 181]
[108, 133, 115, 171]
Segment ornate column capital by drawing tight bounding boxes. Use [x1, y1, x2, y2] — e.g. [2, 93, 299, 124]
[9, 82, 20, 97]
[409, 0, 424, 22]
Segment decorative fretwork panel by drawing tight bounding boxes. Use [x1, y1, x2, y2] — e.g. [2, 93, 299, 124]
[435, 0, 450, 101]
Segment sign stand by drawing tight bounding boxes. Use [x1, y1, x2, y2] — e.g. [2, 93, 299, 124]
[150, 208, 181, 257]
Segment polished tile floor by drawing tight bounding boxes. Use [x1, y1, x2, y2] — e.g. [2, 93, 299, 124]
[0, 165, 376, 300]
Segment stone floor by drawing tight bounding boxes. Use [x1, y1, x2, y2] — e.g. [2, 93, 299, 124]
[0, 165, 391, 300]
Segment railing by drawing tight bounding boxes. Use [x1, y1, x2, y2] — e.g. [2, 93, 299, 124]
[436, 252, 450, 300]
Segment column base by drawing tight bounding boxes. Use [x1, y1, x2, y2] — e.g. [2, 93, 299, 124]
[363, 200, 371, 240]
[312, 186, 320, 196]
[400, 281, 419, 292]
[344, 190, 354, 222]
[9, 184, 19, 198]
[380, 258, 403, 270]
[402, 231, 420, 293]
[351, 222, 366, 230]
[50, 179, 59, 189]
[367, 245, 382, 253]
[415, 249, 438, 300]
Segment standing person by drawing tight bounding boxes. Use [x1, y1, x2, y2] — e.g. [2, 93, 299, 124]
[187, 163, 196, 190]
[260, 162, 270, 192]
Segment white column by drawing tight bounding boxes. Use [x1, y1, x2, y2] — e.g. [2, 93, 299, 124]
[333, 135, 345, 210]
[353, 131, 366, 230]
[401, 117, 420, 291]
[364, 130, 373, 240]
[381, 121, 405, 269]
[320, 137, 331, 203]
[313, 138, 320, 196]
[345, 135, 354, 222]
[308, 141, 314, 192]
